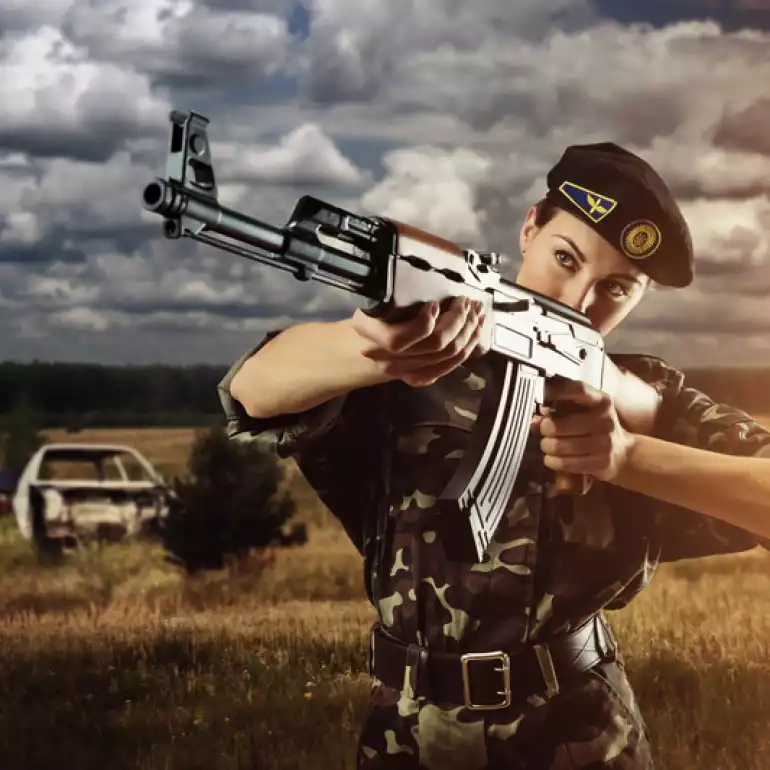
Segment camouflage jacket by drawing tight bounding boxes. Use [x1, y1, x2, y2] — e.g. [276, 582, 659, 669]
[218, 330, 770, 654]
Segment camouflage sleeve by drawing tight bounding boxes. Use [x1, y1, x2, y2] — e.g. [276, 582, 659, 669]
[216, 328, 382, 555]
[217, 328, 350, 459]
[610, 353, 770, 560]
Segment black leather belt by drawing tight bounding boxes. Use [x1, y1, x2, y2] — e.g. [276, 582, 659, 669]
[368, 614, 616, 711]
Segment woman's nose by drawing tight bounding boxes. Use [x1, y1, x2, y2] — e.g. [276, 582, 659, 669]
[559, 283, 595, 314]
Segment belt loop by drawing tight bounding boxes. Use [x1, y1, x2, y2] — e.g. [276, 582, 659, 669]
[595, 614, 616, 663]
[533, 645, 560, 699]
[404, 643, 428, 700]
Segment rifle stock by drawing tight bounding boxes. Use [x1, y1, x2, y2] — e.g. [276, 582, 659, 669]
[141, 109, 606, 563]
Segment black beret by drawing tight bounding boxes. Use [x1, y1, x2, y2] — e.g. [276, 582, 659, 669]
[544, 142, 694, 287]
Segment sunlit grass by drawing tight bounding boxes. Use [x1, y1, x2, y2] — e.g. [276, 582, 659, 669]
[0, 426, 764, 769]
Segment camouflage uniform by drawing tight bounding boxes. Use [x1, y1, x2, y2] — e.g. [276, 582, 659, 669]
[219, 334, 770, 770]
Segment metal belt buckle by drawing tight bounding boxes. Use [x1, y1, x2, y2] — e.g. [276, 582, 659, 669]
[460, 650, 511, 710]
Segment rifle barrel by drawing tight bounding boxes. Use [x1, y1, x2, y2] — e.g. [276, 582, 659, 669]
[143, 179, 287, 253]
[142, 178, 380, 294]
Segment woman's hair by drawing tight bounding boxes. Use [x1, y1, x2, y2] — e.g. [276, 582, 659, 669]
[533, 198, 561, 228]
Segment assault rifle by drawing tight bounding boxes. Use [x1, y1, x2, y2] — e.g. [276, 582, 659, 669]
[141, 109, 606, 563]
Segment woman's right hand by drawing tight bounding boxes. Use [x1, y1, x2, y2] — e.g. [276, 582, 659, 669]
[349, 296, 488, 387]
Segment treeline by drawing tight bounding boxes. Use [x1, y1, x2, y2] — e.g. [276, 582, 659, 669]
[0, 362, 229, 428]
[0, 361, 769, 428]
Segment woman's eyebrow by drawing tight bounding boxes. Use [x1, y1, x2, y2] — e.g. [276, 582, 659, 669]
[554, 234, 642, 283]
[554, 234, 586, 263]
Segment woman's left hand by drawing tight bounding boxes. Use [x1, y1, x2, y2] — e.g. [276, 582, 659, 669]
[538, 378, 636, 483]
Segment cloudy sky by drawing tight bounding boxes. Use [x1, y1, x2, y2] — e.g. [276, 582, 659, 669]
[2, 0, 770, 369]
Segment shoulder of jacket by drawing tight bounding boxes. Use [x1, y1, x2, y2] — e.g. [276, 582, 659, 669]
[608, 352, 686, 395]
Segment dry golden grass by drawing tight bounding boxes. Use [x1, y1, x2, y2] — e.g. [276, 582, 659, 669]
[0, 425, 765, 769]
[43, 427, 202, 481]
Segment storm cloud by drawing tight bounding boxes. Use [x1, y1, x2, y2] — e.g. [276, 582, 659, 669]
[1, 0, 769, 369]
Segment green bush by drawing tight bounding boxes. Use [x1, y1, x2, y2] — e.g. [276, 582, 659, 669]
[0, 394, 45, 473]
[161, 423, 306, 574]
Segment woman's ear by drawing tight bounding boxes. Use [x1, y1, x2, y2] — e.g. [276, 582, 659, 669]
[519, 204, 539, 257]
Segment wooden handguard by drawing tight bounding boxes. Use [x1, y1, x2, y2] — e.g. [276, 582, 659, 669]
[391, 220, 465, 257]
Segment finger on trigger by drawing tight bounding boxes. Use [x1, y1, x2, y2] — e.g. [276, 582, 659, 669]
[388, 301, 443, 352]
[423, 300, 440, 320]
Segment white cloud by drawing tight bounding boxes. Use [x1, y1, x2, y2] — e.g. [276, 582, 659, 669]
[15, 152, 158, 234]
[299, 0, 597, 100]
[642, 139, 770, 200]
[609, 283, 770, 368]
[679, 196, 770, 266]
[215, 124, 372, 187]
[1, 214, 40, 249]
[53, 306, 112, 332]
[26, 277, 100, 304]
[61, 0, 292, 81]
[0, 0, 72, 35]
[360, 146, 493, 245]
[393, 20, 770, 147]
[0, 122, 369, 274]
[0, 26, 169, 159]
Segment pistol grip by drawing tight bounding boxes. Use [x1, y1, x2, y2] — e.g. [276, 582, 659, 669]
[554, 472, 591, 496]
[547, 396, 592, 497]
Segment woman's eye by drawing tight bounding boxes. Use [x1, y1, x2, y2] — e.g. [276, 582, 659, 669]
[605, 282, 629, 298]
[555, 250, 576, 270]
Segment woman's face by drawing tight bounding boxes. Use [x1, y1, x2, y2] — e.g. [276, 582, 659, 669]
[515, 204, 650, 335]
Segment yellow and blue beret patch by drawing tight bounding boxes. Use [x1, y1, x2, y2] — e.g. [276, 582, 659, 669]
[558, 180, 617, 223]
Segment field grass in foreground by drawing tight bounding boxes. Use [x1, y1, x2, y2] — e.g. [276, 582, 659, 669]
[0, 425, 763, 770]
[1, 518, 769, 770]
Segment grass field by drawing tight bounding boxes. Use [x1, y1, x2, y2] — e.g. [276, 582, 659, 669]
[0, 426, 768, 769]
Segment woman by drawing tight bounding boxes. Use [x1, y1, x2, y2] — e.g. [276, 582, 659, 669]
[220, 142, 769, 769]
